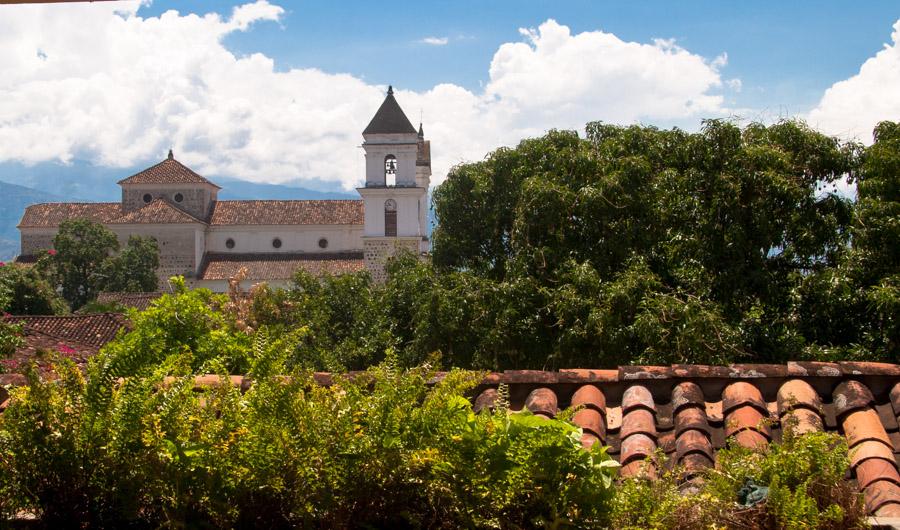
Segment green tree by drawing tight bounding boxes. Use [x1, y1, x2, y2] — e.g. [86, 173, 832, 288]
[38, 219, 160, 309]
[0, 262, 68, 315]
[101, 235, 160, 293]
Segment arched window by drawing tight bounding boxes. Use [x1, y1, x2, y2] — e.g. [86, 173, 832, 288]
[384, 199, 397, 237]
[384, 155, 397, 187]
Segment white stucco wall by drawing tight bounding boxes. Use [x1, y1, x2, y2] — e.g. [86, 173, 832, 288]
[363, 132, 419, 187]
[205, 225, 363, 253]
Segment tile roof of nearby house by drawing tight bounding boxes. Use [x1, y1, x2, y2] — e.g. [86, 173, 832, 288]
[199, 252, 365, 281]
[95, 291, 166, 311]
[111, 198, 207, 225]
[209, 200, 364, 226]
[363, 86, 417, 135]
[117, 152, 221, 188]
[17, 202, 122, 228]
[462, 363, 900, 519]
[4, 313, 127, 348]
[1, 327, 98, 374]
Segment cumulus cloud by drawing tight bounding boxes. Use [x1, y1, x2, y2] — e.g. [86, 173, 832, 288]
[420, 36, 449, 46]
[0, 7, 734, 189]
[808, 19, 900, 143]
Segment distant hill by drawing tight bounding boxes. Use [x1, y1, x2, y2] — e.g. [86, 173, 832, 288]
[0, 180, 65, 260]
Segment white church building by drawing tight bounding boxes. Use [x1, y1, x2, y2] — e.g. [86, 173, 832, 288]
[17, 87, 431, 291]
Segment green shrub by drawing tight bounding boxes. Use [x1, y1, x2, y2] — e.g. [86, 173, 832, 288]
[0, 355, 618, 528]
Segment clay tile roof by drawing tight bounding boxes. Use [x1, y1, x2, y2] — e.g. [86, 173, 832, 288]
[363, 86, 417, 135]
[2, 328, 98, 374]
[4, 313, 126, 348]
[461, 362, 900, 516]
[199, 252, 365, 281]
[110, 198, 207, 225]
[95, 292, 166, 311]
[18, 202, 121, 228]
[209, 200, 364, 226]
[117, 156, 220, 188]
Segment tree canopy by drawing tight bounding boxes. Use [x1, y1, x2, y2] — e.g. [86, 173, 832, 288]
[37, 219, 159, 310]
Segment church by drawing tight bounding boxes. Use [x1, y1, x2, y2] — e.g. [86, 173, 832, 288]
[16, 87, 431, 291]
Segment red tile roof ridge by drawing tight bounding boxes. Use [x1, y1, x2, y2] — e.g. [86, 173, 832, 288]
[110, 197, 208, 225]
[117, 156, 220, 188]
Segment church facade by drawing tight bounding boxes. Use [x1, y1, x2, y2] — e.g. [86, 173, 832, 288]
[17, 87, 431, 291]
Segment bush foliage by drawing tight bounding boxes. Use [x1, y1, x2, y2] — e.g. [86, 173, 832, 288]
[0, 356, 618, 528]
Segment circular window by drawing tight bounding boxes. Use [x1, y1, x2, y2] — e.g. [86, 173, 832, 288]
[225, 238, 235, 249]
[174, 193, 184, 203]
[272, 237, 282, 249]
[384, 199, 397, 212]
[143, 193, 152, 203]
[318, 238, 328, 249]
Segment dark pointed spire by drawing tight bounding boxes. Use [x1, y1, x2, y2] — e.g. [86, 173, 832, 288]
[167, 149, 174, 160]
[418, 122, 424, 138]
[363, 85, 417, 135]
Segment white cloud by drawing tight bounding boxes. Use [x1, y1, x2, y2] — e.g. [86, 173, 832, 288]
[807, 19, 900, 143]
[420, 36, 449, 46]
[0, 8, 733, 190]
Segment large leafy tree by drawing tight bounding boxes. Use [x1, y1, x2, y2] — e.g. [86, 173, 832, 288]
[427, 120, 864, 367]
[38, 219, 160, 309]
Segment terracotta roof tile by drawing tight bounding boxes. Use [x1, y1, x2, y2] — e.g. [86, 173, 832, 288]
[18, 202, 122, 228]
[210, 200, 363, 226]
[117, 156, 220, 188]
[834, 380, 876, 418]
[777, 379, 822, 415]
[571, 385, 606, 414]
[95, 292, 166, 311]
[473, 388, 497, 412]
[5, 313, 126, 348]
[111, 198, 207, 224]
[199, 252, 365, 281]
[722, 381, 767, 415]
[525, 387, 557, 418]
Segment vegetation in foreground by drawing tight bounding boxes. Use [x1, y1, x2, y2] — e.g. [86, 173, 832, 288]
[0, 352, 863, 529]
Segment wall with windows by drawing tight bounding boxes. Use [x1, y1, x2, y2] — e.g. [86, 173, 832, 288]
[121, 183, 217, 220]
[205, 225, 363, 254]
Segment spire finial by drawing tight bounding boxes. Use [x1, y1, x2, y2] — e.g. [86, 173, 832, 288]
[387, 85, 393, 96]
[418, 122, 424, 138]
[167, 148, 174, 160]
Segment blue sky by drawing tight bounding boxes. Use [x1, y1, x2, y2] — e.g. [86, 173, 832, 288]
[0, 1, 898, 190]
[137, 1, 900, 115]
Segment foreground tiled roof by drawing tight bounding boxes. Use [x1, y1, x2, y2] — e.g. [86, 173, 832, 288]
[18, 202, 122, 228]
[463, 363, 900, 518]
[117, 154, 221, 188]
[4, 313, 127, 348]
[95, 291, 166, 311]
[209, 200, 364, 226]
[111, 198, 206, 225]
[199, 252, 365, 280]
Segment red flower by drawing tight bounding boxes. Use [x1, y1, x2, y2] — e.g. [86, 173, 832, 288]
[47, 249, 57, 256]
[0, 261, 5, 266]
[58, 343, 77, 356]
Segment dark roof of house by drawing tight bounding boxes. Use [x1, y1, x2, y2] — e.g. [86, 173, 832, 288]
[111, 198, 206, 225]
[199, 252, 365, 281]
[209, 200, 364, 226]
[18, 202, 122, 228]
[117, 152, 221, 188]
[4, 313, 127, 348]
[1, 327, 98, 374]
[362, 86, 417, 135]
[95, 292, 166, 311]
[19, 199, 363, 230]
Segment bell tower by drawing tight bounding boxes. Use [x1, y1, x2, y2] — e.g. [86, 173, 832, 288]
[358, 86, 430, 282]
